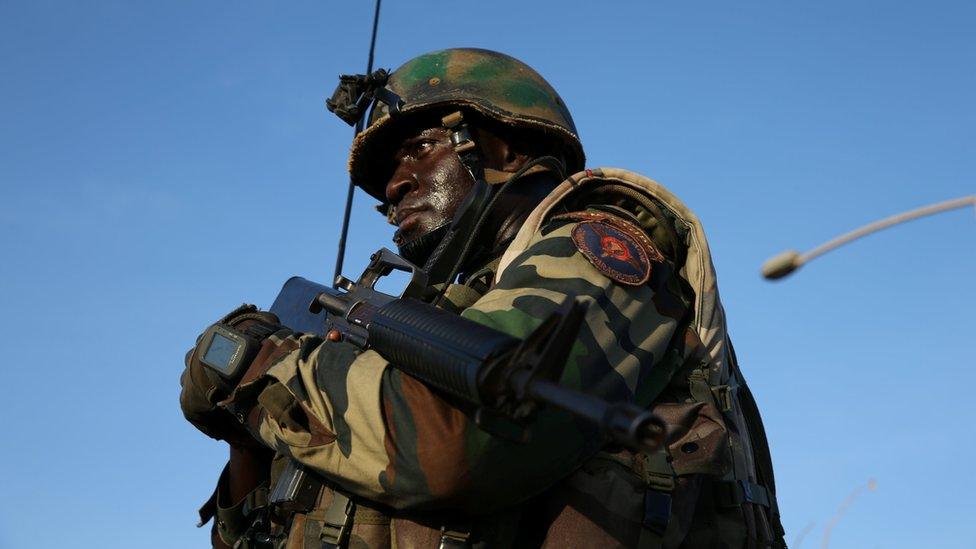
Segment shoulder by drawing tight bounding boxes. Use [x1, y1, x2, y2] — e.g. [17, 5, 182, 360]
[499, 167, 695, 282]
[540, 209, 664, 287]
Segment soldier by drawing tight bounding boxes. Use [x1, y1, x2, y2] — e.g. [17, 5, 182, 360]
[181, 48, 786, 548]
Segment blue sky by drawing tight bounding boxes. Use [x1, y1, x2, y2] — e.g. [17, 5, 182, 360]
[1, 1, 973, 547]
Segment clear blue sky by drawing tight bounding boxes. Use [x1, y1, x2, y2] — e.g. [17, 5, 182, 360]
[1, 1, 973, 547]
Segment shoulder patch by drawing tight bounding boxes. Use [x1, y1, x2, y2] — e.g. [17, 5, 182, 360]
[555, 211, 664, 286]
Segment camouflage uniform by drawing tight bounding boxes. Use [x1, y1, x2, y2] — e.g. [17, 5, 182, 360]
[184, 49, 785, 548]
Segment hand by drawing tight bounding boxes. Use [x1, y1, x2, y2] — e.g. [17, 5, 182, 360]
[180, 304, 281, 443]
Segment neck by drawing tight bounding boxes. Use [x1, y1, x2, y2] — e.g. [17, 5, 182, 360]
[463, 170, 561, 272]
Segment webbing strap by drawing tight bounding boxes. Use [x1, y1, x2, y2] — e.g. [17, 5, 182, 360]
[587, 449, 673, 548]
[440, 284, 484, 312]
[196, 464, 222, 528]
[726, 340, 786, 542]
[636, 512, 666, 547]
[689, 341, 786, 546]
[638, 450, 675, 549]
[319, 491, 355, 548]
[196, 463, 273, 547]
[714, 480, 771, 509]
[642, 489, 672, 534]
[217, 483, 269, 546]
[461, 256, 503, 292]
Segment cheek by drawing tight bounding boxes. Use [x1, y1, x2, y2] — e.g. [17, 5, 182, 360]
[425, 155, 473, 219]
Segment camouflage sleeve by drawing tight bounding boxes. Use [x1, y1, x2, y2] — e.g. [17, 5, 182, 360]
[237, 214, 690, 512]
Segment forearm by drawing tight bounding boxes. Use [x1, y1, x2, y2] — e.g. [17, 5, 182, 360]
[241, 336, 593, 512]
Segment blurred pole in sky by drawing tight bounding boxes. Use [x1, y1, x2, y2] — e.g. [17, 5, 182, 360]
[821, 479, 878, 549]
[762, 195, 975, 280]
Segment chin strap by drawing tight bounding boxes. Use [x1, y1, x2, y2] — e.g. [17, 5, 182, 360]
[417, 112, 494, 290]
[396, 223, 450, 266]
[428, 154, 566, 307]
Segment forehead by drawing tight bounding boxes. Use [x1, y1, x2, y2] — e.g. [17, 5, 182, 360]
[365, 114, 451, 190]
[397, 125, 450, 145]
[386, 113, 450, 147]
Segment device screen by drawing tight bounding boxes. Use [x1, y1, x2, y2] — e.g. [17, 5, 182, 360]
[203, 332, 239, 374]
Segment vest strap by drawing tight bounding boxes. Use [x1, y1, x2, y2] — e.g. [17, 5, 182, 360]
[197, 462, 272, 547]
[218, 482, 269, 547]
[642, 489, 672, 535]
[197, 472, 220, 528]
[636, 449, 676, 549]
[713, 480, 771, 509]
[726, 340, 787, 543]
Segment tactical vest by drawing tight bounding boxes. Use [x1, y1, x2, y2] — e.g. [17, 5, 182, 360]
[495, 167, 786, 548]
[211, 168, 785, 548]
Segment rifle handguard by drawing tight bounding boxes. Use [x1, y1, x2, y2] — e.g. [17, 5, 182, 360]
[369, 298, 519, 402]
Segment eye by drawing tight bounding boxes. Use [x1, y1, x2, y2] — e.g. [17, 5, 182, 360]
[394, 137, 441, 162]
[414, 139, 437, 156]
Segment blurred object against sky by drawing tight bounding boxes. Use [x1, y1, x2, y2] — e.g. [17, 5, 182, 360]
[762, 195, 974, 279]
[1, 1, 973, 547]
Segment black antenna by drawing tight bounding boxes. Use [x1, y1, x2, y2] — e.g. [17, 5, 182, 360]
[333, 0, 383, 286]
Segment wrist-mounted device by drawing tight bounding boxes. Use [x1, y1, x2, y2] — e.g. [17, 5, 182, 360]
[198, 323, 264, 380]
[197, 305, 281, 385]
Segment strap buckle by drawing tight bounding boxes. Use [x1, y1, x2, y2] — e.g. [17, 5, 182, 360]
[269, 459, 321, 514]
[438, 525, 471, 549]
[711, 384, 734, 413]
[442, 111, 476, 154]
[320, 492, 356, 548]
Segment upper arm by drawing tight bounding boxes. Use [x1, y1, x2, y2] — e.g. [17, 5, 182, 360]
[464, 216, 689, 406]
[376, 216, 692, 510]
[242, 214, 692, 511]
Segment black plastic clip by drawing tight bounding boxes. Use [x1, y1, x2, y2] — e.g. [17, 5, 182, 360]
[326, 69, 402, 126]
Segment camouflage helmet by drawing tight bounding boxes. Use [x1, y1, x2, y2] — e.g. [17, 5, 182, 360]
[348, 48, 585, 202]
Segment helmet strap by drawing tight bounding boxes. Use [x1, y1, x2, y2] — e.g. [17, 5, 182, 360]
[396, 222, 452, 266]
[415, 111, 495, 289]
[426, 154, 566, 307]
[440, 110, 485, 185]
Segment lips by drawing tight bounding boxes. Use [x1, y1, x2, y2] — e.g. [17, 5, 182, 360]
[395, 205, 427, 228]
[392, 206, 427, 246]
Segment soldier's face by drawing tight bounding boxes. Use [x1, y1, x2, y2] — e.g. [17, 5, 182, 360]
[385, 126, 475, 244]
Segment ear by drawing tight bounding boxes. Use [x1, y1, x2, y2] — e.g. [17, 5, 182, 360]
[501, 144, 531, 172]
[476, 127, 531, 172]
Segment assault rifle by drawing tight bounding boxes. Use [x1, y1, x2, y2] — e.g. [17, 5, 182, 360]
[270, 247, 665, 453]
[227, 248, 668, 545]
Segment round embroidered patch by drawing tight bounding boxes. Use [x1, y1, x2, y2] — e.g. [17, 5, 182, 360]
[571, 220, 652, 286]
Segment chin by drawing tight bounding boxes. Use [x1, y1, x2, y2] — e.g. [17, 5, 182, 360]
[399, 221, 434, 244]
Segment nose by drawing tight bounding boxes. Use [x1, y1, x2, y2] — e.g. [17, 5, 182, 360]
[385, 162, 416, 206]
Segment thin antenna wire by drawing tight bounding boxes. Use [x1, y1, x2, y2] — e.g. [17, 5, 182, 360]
[332, 0, 382, 285]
